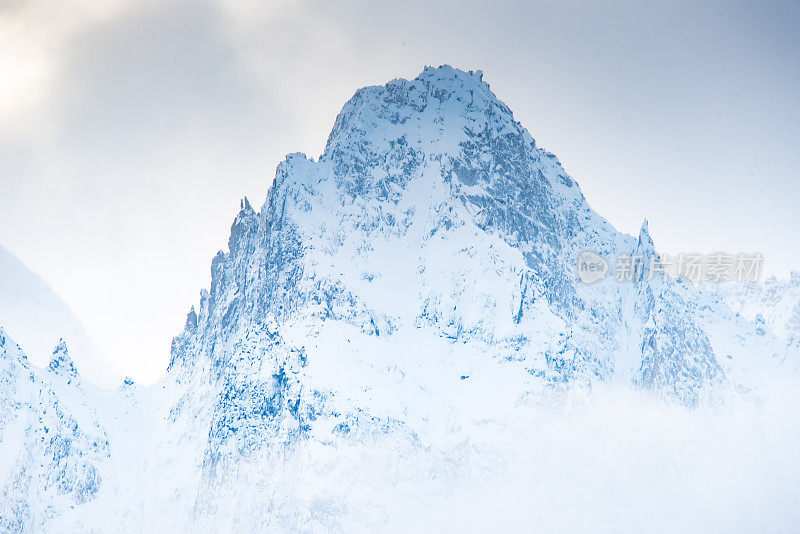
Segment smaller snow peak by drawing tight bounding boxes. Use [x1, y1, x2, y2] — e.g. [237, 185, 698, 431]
[185, 306, 198, 330]
[49, 339, 79, 379]
[229, 207, 258, 256]
[231, 196, 259, 251]
[234, 197, 256, 225]
[629, 219, 659, 284]
[638, 219, 654, 250]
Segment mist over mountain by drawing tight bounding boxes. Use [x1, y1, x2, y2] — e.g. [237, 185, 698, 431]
[0, 245, 120, 388]
[1, 66, 799, 533]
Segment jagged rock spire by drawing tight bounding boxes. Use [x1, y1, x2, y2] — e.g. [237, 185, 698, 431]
[634, 218, 658, 262]
[229, 196, 259, 255]
[49, 339, 79, 380]
[185, 305, 198, 330]
[631, 219, 658, 283]
[637, 219, 654, 251]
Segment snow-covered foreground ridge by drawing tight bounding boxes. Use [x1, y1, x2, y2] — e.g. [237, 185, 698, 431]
[0, 245, 120, 388]
[2, 65, 800, 532]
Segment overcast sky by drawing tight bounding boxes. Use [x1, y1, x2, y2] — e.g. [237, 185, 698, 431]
[1, 0, 798, 383]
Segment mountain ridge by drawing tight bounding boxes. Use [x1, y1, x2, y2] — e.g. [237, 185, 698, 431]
[1, 65, 799, 532]
[0, 244, 121, 389]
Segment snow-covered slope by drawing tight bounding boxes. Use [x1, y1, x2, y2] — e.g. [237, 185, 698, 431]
[0, 245, 120, 388]
[2, 66, 799, 532]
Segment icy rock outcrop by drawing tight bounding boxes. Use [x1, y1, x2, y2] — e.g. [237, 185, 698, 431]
[0, 330, 110, 532]
[48, 340, 79, 383]
[0, 245, 120, 388]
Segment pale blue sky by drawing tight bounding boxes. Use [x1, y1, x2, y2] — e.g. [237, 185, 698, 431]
[1, 0, 798, 382]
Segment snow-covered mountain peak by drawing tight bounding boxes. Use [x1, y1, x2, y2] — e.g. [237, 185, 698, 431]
[323, 65, 529, 167]
[326, 65, 495, 136]
[313, 66, 623, 269]
[167, 66, 746, 436]
[638, 219, 653, 249]
[4, 66, 800, 532]
[48, 340, 79, 381]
